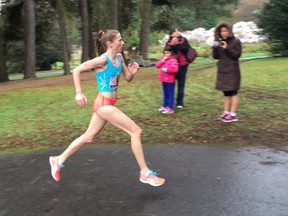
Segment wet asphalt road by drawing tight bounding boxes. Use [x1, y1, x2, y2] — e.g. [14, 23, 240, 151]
[0, 144, 288, 216]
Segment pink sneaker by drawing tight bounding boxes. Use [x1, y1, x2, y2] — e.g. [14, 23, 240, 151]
[157, 106, 166, 112]
[49, 156, 64, 182]
[162, 108, 174, 114]
[139, 170, 165, 186]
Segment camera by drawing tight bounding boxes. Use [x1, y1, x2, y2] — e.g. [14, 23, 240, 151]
[218, 38, 224, 46]
[219, 41, 224, 46]
[215, 35, 224, 46]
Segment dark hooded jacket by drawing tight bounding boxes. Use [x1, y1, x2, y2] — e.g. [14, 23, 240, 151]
[212, 23, 242, 91]
[166, 35, 190, 66]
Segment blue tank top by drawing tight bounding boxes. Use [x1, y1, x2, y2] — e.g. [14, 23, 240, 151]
[96, 54, 122, 92]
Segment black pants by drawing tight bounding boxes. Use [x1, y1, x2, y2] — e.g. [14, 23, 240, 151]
[176, 65, 188, 106]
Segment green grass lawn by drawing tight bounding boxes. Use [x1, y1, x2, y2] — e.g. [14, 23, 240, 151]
[0, 57, 287, 154]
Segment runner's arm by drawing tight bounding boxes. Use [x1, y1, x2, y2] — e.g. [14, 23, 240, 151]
[73, 56, 106, 93]
[72, 56, 106, 107]
[118, 53, 140, 82]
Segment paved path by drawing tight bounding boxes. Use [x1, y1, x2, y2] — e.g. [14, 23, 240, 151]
[1, 144, 288, 216]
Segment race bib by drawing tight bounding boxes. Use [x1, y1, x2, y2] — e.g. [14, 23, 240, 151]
[109, 76, 119, 90]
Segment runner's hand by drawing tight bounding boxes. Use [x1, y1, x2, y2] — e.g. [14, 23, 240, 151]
[75, 92, 88, 107]
[128, 62, 140, 75]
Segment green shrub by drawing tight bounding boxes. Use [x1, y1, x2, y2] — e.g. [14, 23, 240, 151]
[242, 42, 270, 53]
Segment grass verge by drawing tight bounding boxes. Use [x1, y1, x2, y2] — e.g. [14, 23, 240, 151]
[0, 57, 287, 154]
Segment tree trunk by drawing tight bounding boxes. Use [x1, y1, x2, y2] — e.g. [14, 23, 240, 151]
[89, 30, 95, 59]
[0, 17, 9, 82]
[56, 0, 71, 75]
[79, 0, 90, 62]
[139, 0, 152, 59]
[88, 0, 95, 59]
[23, 0, 36, 79]
[111, 0, 119, 29]
[118, 0, 122, 33]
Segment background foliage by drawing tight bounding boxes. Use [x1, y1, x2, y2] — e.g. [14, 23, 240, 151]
[0, 0, 238, 75]
[257, 0, 288, 55]
[0, 0, 287, 80]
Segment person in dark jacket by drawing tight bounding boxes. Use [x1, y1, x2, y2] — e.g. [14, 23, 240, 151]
[212, 22, 242, 122]
[166, 28, 190, 109]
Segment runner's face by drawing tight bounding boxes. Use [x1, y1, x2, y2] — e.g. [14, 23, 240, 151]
[112, 33, 125, 53]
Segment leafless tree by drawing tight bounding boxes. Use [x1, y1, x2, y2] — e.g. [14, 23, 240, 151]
[23, 0, 36, 79]
[56, 0, 71, 75]
[0, 9, 9, 82]
[79, 0, 90, 62]
[139, 0, 152, 59]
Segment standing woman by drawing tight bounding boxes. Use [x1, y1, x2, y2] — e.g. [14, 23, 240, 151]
[49, 30, 165, 187]
[166, 28, 190, 109]
[212, 22, 242, 122]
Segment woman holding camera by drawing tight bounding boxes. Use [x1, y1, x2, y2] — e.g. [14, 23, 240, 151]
[166, 28, 190, 109]
[212, 22, 242, 122]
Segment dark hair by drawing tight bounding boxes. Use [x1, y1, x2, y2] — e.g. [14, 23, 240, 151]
[163, 45, 173, 52]
[163, 45, 177, 58]
[214, 22, 234, 41]
[169, 27, 179, 35]
[95, 29, 120, 56]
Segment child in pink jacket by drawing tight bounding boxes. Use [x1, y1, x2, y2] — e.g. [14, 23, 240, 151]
[155, 46, 179, 114]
